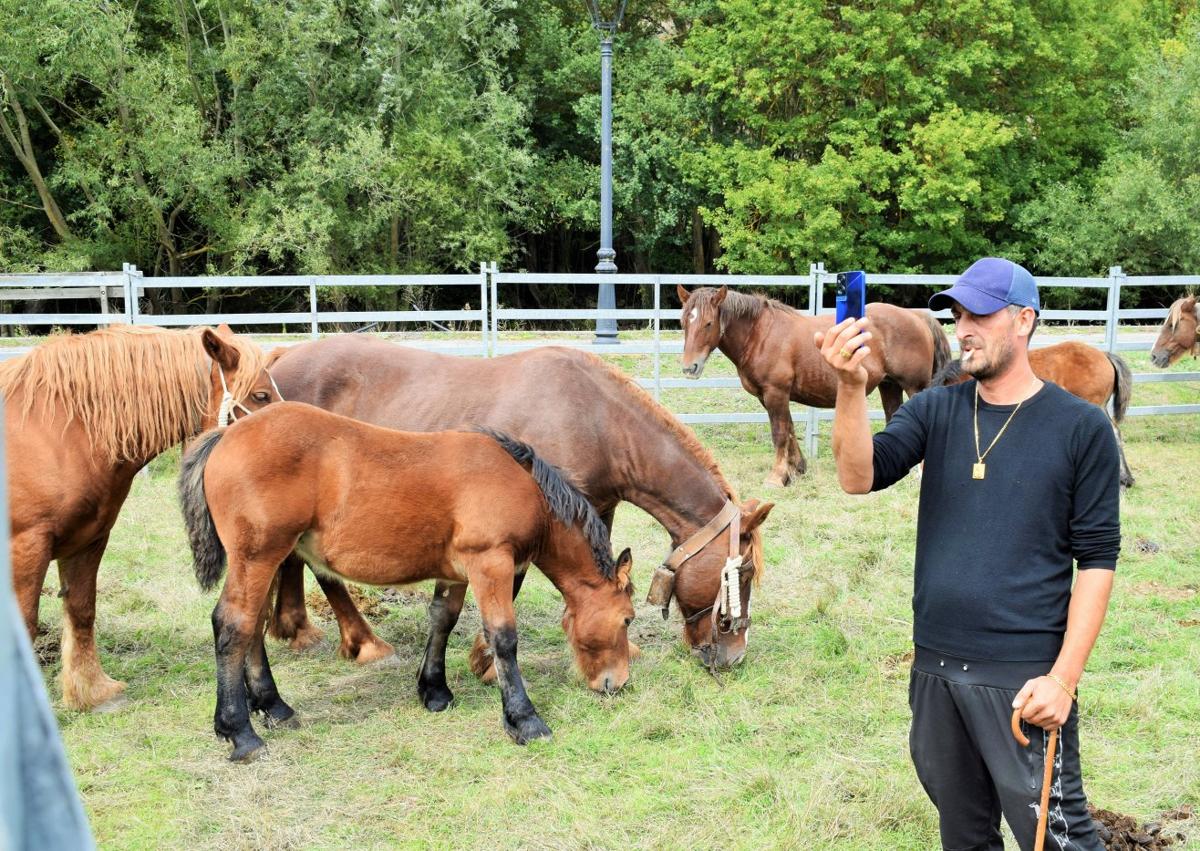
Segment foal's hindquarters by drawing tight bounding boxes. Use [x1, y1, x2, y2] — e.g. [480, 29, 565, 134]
[179, 403, 633, 761]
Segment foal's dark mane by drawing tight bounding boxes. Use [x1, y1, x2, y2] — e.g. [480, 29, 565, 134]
[479, 429, 616, 579]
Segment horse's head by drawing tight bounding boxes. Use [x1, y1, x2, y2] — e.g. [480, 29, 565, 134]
[562, 548, 636, 694]
[1150, 295, 1199, 368]
[659, 498, 774, 669]
[678, 284, 728, 378]
[199, 325, 285, 430]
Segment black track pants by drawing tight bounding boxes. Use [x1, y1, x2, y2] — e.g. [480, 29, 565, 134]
[908, 649, 1102, 851]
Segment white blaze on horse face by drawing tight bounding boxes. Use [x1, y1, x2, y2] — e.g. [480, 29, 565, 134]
[689, 307, 698, 324]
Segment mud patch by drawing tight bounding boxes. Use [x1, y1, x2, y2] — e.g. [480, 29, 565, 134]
[882, 649, 914, 675]
[304, 585, 427, 620]
[1129, 581, 1197, 602]
[34, 627, 60, 665]
[1133, 537, 1162, 555]
[1090, 803, 1192, 849]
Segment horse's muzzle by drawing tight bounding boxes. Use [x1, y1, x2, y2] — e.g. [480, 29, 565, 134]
[1150, 349, 1170, 368]
[681, 357, 707, 379]
[692, 641, 746, 669]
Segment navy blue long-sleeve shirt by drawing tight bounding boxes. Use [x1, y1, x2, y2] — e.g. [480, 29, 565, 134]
[871, 380, 1121, 661]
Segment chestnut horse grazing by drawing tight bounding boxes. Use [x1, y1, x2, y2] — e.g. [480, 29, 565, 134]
[178, 402, 635, 760]
[933, 341, 1135, 487]
[260, 339, 774, 673]
[1151, 294, 1198, 368]
[1, 324, 272, 711]
[678, 285, 951, 486]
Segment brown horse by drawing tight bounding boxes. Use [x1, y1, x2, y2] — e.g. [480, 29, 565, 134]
[2, 324, 274, 710]
[932, 341, 1135, 487]
[178, 402, 635, 760]
[250, 338, 773, 672]
[678, 285, 952, 486]
[1151, 294, 1198, 368]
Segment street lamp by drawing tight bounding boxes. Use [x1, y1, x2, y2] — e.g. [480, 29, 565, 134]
[584, 0, 628, 344]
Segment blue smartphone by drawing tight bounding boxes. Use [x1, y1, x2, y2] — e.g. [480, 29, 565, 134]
[835, 271, 866, 323]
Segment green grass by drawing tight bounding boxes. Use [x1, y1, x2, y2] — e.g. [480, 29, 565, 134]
[36, 403, 1200, 849]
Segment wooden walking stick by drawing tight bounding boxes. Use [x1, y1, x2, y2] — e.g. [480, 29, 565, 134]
[1011, 708, 1059, 851]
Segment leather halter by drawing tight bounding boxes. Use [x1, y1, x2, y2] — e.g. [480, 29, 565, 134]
[649, 500, 753, 661]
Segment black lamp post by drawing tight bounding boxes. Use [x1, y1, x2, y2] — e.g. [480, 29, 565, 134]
[585, 0, 628, 344]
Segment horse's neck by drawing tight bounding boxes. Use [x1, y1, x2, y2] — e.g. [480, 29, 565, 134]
[613, 412, 732, 546]
[715, 309, 763, 367]
[537, 520, 600, 590]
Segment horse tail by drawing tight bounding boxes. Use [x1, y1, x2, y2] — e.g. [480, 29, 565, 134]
[924, 312, 953, 383]
[178, 429, 228, 591]
[477, 429, 615, 579]
[930, 358, 964, 387]
[1106, 351, 1133, 424]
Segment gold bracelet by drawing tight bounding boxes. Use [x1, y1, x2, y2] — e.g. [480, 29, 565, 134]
[1045, 673, 1077, 701]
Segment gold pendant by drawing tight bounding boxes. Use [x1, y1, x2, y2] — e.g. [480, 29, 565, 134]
[972, 462, 986, 480]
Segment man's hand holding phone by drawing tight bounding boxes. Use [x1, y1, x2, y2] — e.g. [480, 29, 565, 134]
[815, 318, 872, 387]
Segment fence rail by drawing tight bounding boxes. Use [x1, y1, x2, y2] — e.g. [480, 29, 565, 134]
[1, 265, 1196, 454]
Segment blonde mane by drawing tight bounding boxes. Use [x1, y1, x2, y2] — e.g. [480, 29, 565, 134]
[1167, 294, 1199, 332]
[0, 325, 267, 464]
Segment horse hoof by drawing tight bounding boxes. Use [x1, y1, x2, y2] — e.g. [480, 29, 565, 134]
[286, 623, 325, 651]
[504, 714, 552, 745]
[363, 652, 402, 669]
[418, 683, 454, 713]
[260, 701, 298, 730]
[225, 732, 266, 763]
[91, 692, 130, 715]
[762, 476, 787, 489]
[352, 639, 397, 666]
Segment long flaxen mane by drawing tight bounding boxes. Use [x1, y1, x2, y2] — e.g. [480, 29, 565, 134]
[577, 351, 766, 582]
[0, 325, 267, 464]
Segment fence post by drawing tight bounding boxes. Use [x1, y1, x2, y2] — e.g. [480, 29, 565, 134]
[308, 278, 319, 339]
[653, 275, 662, 401]
[489, 261, 499, 357]
[479, 262, 489, 355]
[1105, 266, 1123, 353]
[806, 262, 824, 458]
[124, 264, 142, 324]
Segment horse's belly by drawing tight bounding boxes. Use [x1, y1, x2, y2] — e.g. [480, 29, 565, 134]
[294, 531, 458, 586]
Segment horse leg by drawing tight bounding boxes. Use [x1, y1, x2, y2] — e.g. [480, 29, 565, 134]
[469, 563, 533, 686]
[267, 553, 325, 650]
[58, 537, 127, 712]
[313, 572, 395, 664]
[212, 557, 280, 763]
[1113, 420, 1135, 489]
[243, 595, 296, 730]
[417, 581, 468, 712]
[763, 391, 801, 487]
[878, 379, 904, 422]
[10, 530, 53, 641]
[467, 552, 550, 744]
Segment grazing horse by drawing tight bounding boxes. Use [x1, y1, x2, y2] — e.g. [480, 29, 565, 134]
[2, 324, 273, 710]
[677, 285, 952, 486]
[249, 338, 773, 672]
[932, 341, 1135, 487]
[1150, 294, 1198, 368]
[178, 403, 635, 760]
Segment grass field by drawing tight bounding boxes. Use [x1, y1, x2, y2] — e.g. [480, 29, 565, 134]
[33, 341, 1200, 850]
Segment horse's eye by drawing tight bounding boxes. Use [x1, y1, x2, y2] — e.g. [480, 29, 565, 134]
[252, 391, 270, 403]
[624, 616, 634, 627]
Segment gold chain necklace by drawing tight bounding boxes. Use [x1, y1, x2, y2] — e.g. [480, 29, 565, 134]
[972, 382, 1026, 480]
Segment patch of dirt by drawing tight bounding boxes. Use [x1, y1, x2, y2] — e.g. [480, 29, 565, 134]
[881, 649, 914, 675]
[304, 585, 427, 619]
[1129, 581, 1197, 602]
[1090, 803, 1192, 850]
[1179, 619, 1200, 628]
[1134, 537, 1163, 555]
[34, 628, 60, 665]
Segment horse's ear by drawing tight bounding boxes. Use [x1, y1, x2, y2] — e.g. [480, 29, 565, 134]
[676, 283, 691, 305]
[713, 285, 729, 307]
[616, 547, 633, 590]
[202, 328, 241, 371]
[266, 345, 290, 367]
[215, 322, 236, 340]
[740, 498, 775, 533]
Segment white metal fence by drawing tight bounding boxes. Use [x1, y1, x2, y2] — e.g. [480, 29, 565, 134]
[2, 264, 1197, 454]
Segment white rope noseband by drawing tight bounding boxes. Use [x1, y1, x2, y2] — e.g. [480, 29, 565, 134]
[217, 364, 285, 427]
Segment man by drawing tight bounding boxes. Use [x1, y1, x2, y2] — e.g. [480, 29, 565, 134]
[816, 257, 1120, 850]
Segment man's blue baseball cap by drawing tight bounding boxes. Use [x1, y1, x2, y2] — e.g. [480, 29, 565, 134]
[928, 257, 1040, 315]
